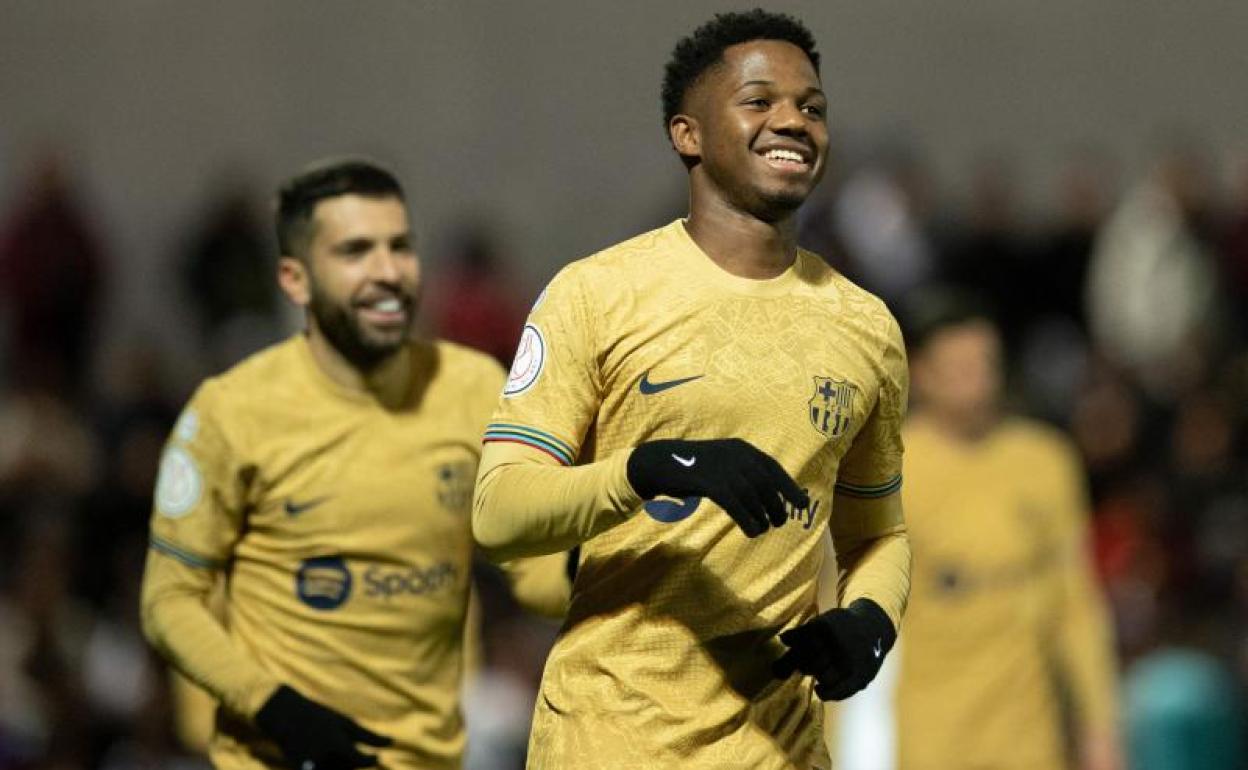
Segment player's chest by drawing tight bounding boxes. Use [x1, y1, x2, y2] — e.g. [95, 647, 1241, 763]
[907, 454, 1062, 592]
[242, 418, 478, 557]
[600, 296, 882, 457]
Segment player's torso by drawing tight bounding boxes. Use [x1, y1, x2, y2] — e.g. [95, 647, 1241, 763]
[229, 393, 477, 650]
[537, 226, 893, 768]
[216, 340, 490, 767]
[896, 420, 1069, 768]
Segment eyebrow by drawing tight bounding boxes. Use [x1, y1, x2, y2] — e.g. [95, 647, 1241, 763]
[735, 80, 826, 98]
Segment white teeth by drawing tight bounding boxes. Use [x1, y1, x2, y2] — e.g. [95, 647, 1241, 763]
[765, 149, 806, 164]
[372, 298, 402, 312]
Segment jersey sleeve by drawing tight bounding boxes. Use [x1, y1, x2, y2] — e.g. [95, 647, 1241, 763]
[465, 353, 574, 617]
[147, 382, 248, 567]
[473, 265, 642, 561]
[1048, 438, 1121, 744]
[139, 382, 280, 719]
[483, 265, 600, 466]
[830, 312, 911, 629]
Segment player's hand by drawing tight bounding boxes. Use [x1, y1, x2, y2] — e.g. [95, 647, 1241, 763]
[255, 685, 391, 770]
[772, 598, 896, 701]
[626, 438, 808, 537]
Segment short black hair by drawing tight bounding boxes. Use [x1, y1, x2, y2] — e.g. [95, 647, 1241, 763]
[275, 158, 405, 258]
[661, 9, 820, 130]
[903, 288, 998, 353]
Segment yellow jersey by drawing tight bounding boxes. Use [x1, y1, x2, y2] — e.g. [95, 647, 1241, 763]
[141, 334, 567, 770]
[477, 220, 911, 769]
[893, 417, 1118, 770]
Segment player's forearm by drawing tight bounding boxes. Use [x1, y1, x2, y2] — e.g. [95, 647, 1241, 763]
[1059, 563, 1121, 734]
[472, 442, 642, 561]
[140, 552, 280, 719]
[833, 527, 911, 631]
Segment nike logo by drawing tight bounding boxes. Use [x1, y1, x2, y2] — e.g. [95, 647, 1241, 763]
[672, 453, 697, 468]
[284, 496, 331, 516]
[638, 371, 703, 395]
[873, 639, 883, 659]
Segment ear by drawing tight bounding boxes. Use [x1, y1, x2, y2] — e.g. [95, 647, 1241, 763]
[277, 256, 311, 307]
[669, 114, 701, 161]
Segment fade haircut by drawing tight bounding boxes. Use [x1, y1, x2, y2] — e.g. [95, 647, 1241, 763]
[275, 158, 405, 258]
[661, 9, 820, 131]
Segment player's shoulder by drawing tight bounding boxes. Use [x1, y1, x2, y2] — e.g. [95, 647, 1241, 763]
[802, 255, 904, 352]
[428, 338, 506, 381]
[996, 417, 1080, 463]
[194, 336, 305, 412]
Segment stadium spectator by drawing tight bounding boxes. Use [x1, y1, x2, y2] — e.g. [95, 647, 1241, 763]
[0, 152, 107, 398]
[428, 223, 527, 365]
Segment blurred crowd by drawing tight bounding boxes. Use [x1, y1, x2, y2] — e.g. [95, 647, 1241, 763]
[1, 138, 1246, 769]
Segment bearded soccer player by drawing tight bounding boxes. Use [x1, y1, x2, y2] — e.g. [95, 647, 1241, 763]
[837, 296, 1122, 770]
[472, 11, 910, 769]
[140, 160, 570, 770]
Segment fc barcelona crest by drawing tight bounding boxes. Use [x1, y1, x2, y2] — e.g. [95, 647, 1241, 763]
[809, 377, 856, 440]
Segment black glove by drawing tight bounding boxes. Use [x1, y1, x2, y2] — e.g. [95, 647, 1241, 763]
[626, 438, 809, 537]
[772, 598, 896, 701]
[255, 685, 391, 770]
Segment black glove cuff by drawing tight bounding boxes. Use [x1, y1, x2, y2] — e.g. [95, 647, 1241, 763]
[846, 597, 897, 656]
[626, 441, 674, 500]
[255, 684, 300, 733]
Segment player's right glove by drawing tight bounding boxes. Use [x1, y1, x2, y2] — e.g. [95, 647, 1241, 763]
[255, 685, 391, 770]
[626, 438, 808, 537]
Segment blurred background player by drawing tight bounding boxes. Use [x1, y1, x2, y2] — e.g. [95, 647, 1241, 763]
[472, 11, 909, 768]
[835, 291, 1122, 770]
[139, 159, 570, 770]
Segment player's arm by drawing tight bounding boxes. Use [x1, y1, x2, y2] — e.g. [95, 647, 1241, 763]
[472, 267, 806, 562]
[1050, 441, 1123, 770]
[140, 386, 389, 768]
[774, 313, 911, 701]
[471, 265, 643, 561]
[139, 386, 280, 719]
[466, 346, 590, 616]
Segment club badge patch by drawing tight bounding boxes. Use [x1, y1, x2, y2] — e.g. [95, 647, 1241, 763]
[504, 323, 545, 397]
[155, 446, 202, 518]
[809, 377, 857, 440]
[174, 408, 199, 443]
[436, 460, 475, 512]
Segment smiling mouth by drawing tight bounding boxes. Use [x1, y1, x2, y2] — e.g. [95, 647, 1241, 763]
[759, 148, 812, 172]
[356, 296, 409, 326]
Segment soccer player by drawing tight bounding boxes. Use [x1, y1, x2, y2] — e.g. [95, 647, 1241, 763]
[837, 295, 1122, 770]
[472, 11, 911, 768]
[140, 160, 570, 770]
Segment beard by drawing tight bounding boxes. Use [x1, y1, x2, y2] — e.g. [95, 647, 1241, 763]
[307, 282, 415, 372]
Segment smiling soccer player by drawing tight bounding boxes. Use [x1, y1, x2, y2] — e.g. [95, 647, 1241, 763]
[140, 159, 571, 770]
[472, 10, 912, 769]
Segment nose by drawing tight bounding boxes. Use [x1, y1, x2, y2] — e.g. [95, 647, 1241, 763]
[770, 100, 808, 135]
[370, 247, 403, 285]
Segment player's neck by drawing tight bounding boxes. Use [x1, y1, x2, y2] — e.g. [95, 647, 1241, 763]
[685, 192, 798, 279]
[304, 328, 411, 404]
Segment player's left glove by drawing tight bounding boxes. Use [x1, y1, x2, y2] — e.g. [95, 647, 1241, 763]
[771, 597, 896, 701]
[255, 685, 391, 770]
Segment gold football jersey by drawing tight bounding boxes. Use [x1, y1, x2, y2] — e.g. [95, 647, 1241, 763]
[893, 417, 1118, 770]
[483, 221, 911, 769]
[142, 335, 562, 770]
